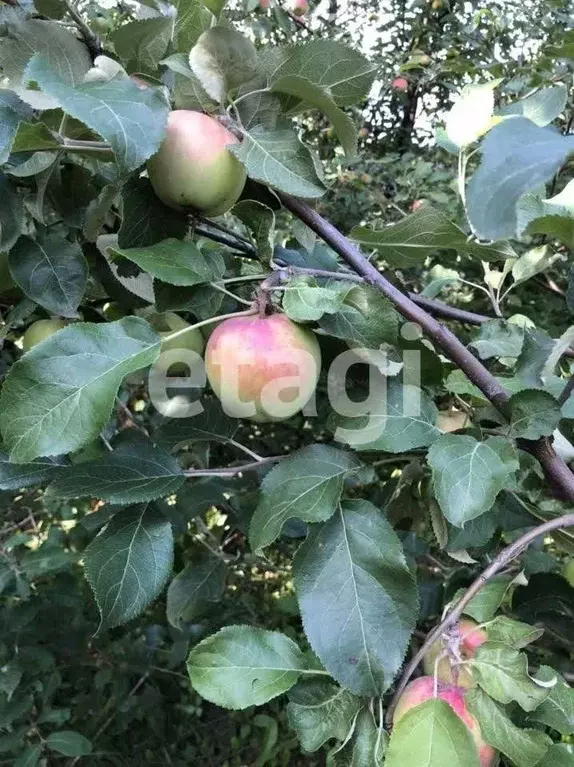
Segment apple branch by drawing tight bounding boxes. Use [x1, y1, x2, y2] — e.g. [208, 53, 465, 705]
[278, 192, 574, 502]
[385, 511, 574, 726]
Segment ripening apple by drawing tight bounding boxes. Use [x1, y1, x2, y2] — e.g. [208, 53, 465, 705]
[205, 313, 321, 422]
[394, 677, 496, 767]
[291, 0, 309, 15]
[150, 312, 205, 376]
[423, 618, 488, 688]
[22, 319, 66, 352]
[147, 111, 247, 217]
[411, 198, 427, 211]
[259, 0, 270, 7]
[392, 76, 409, 92]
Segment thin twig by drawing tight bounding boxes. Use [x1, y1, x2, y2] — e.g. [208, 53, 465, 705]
[278, 193, 574, 503]
[386, 512, 574, 726]
[63, 0, 101, 59]
[559, 376, 574, 407]
[184, 455, 286, 477]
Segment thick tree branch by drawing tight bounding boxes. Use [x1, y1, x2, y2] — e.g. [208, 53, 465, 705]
[278, 193, 574, 502]
[386, 512, 574, 726]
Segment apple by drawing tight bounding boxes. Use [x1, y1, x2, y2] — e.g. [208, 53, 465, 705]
[150, 312, 205, 376]
[563, 559, 574, 587]
[147, 111, 247, 217]
[358, 127, 369, 139]
[423, 618, 488, 688]
[259, 0, 270, 7]
[392, 76, 409, 92]
[102, 302, 127, 321]
[22, 319, 66, 352]
[292, 0, 309, 15]
[436, 408, 470, 433]
[394, 677, 496, 767]
[411, 199, 427, 211]
[205, 313, 321, 422]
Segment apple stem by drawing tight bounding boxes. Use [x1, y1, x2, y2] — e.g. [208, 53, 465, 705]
[161, 306, 257, 344]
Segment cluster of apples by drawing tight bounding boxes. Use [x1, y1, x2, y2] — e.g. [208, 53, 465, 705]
[19, 109, 322, 424]
[394, 619, 496, 766]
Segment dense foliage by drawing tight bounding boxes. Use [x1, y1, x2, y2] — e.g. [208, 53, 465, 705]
[1, 0, 574, 764]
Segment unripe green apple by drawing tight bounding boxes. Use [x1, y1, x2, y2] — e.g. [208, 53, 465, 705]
[563, 559, 574, 586]
[102, 302, 127, 321]
[22, 319, 66, 352]
[394, 677, 496, 767]
[205, 313, 321, 422]
[150, 312, 205, 376]
[147, 110, 247, 217]
[423, 618, 488, 688]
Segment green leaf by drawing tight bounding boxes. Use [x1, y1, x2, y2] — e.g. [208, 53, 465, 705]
[517, 185, 574, 249]
[466, 688, 551, 767]
[9, 235, 87, 318]
[350, 206, 515, 267]
[470, 319, 524, 360]
[118, 178, 188, 248]
[501, 85, 568, 127]
[0, 317, 160, 462]
[109, 17, 174, 74]
[47, 441, 185, 504]
[267, 41, 376, 107]
[461, 576, 513, 622]
[485, 616, 544, 649]
[6, 150, 58, 178]
[287, 680, 361, 752]
[21, 547, 76, 578]
[0, 662, 21, 701]
[428, 435, 519, 526]
[0, 14, 91, 104]
[154, 398, 238, 450]
[385, 699, 480, 767]
[109, 239, 225, 287]
[45, 730, 92, 757]
[164, 54, 216, 111]
[536, 744, 574, 767]
[173, 0, 213, 53]
[233, 200, 275, 262]
[186, 625, 308, 709]
[14, 744, 43, 767]
[11, 120, 61, 152]
[466, 117, 574, 240]
[190, 28, 259, 104]
[166, 550, 227, 630]
[528, 675, 574, 734]
[0, 452, 63, 490]
[508, 389, 562, 440]
[282, 276, 352, 322]
[249, 444, 360, 551]
[0, 89, 34, 164]
[294, 500, 418, 696]
[84, 504, 174, 631]
[512, 244, 562, 286]
[470, 642, 551, 711]
[331, 707, 386, 766]
[26, 56, 170, 173]
[270, 75, 357, 157]
[0, 174, 24, 252]
[318, 284, 398, 347]
[229, 125, 327, 199]
[330, 378, 440, 453]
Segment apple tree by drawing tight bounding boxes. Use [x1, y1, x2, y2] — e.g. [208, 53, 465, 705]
[1, 0, 574, 764]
